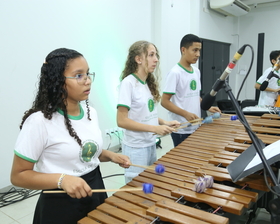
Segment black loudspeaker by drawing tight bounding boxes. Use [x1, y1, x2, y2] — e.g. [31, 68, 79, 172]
[241, 99, 258, 109]
[217, 99, 241, 114]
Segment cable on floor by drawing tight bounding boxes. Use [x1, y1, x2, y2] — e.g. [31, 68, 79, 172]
[0, 187, 40, 208]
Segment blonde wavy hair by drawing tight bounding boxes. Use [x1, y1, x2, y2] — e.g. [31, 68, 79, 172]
[120, 40, 161, 102]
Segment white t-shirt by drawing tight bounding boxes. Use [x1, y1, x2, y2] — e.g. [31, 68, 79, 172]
[163, 63, 201, 134]
[256, 67, 280, 106]
[117, 74, 158, 147]
[14, 104, 103, 176]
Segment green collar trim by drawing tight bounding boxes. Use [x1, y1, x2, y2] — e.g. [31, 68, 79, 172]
[178, 63, 194, 74]
[132, 73, 146, 84]
[57, 104, 84, 120]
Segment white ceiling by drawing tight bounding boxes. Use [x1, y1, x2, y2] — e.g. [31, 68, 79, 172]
[241, 0, 280, 7]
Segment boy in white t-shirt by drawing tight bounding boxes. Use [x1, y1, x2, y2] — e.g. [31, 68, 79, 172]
[255, 50, 280, 106]
[161, 34, 220, 147]
[117, 41, 180, 183]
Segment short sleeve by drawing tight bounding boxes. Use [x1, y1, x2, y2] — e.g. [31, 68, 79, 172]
[117, 78, 133, 110]
[163, 71, 178, 95]
[14, 113, 48, 163]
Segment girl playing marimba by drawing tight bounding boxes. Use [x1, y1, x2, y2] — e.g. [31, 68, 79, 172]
[117, 41, 180, 183]
[10, 48, 131, 224]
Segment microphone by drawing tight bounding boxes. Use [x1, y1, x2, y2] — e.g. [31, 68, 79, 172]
[259, 58, 280, 91]
[201, 45, 247, 111]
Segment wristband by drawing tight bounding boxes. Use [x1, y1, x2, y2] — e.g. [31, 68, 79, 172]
[57, 173, 66, 189]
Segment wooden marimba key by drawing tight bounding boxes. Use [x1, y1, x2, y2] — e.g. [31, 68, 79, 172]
[79, 114, 276, 224]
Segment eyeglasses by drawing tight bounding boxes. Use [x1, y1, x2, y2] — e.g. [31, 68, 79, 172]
[65, 72, 95, 84]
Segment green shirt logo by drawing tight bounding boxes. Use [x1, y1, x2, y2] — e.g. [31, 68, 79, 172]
[148, 99, 155, 112]
[277, 79, 280, 86]
[190, 80, 197, 90]
[81, 141, 97, 162]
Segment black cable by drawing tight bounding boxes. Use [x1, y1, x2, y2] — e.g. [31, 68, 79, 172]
[236, 44, 254, 100]
[113, 131, 122, 144]
[0, 187, 40, 208]
[263, 168, 280, 197]
[112, 130, 122, 152]
[117, 130, 122, 142]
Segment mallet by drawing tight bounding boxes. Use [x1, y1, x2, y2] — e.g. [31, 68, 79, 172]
[176, 116, 213, 130]
[130, 163, 165, 174]
[43, 183, 154, 194]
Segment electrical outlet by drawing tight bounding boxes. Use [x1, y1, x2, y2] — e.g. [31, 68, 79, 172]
[105, 129, 110, 135]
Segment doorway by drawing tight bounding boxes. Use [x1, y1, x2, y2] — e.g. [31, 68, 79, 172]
[199, 38, 231, 116]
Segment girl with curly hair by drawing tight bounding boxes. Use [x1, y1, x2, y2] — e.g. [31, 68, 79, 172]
[10, 48, 130, 224]
[117, 41, 179, 183]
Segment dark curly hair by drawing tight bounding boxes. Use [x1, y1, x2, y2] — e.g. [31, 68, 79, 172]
[20, 48, 91, 146]
[120, 40, 161, 102]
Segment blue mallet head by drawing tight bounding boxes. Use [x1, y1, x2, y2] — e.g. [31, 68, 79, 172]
[202, 116, 213, 124]
[142, 183, 153, 194]
[155, 164, 165, 174]
[211, 112, 221, 119]
[230, 115, 238, 120]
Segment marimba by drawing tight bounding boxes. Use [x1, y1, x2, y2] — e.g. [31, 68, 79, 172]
[78, 114, 278, 224]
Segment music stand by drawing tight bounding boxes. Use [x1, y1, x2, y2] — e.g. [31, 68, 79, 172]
[227, 140, 280, 182]
[219, 80, 280, 223]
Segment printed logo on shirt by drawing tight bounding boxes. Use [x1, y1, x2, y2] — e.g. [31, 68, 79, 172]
[190, 80, 197, 90]
[80, 140, 98, 162]
[148, 98, 155, 112]
[278, 79, 280, 86]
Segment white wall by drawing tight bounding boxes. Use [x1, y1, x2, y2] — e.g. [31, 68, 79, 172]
[154, 0, 234, 118]
[154, 0, 241, 106]
[191, 1, 280, 102]
[237, 5, 280, 100]
[1, 0, 279, 189]
[198, 1, 239, 96]
[0, 0, 153, 189]
[153, 0, 192, 120]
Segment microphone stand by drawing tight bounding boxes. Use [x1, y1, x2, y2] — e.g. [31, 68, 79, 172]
[260, 73, 280, 91]
[221, 79, 280, 223]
